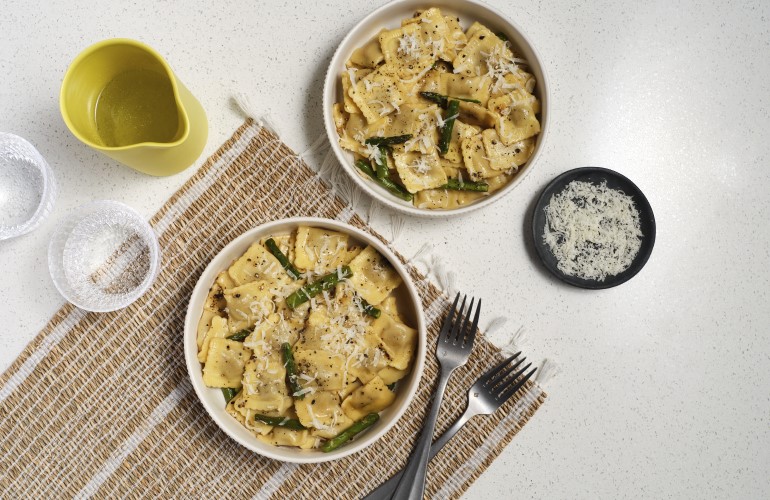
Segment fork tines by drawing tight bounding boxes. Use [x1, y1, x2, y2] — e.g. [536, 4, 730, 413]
[482, 352, 538, 402]
[441, 293, 481, 348]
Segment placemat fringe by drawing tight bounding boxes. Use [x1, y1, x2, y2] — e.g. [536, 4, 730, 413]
[535, 358, 560, 386]
[231, 93, 280, 135]
[501, 324, 528, 353]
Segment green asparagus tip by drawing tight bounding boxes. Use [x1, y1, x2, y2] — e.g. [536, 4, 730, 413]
[321, 413, 380, 452]
[226, 329, 251, 341]
[221, 387, 238, 403]
[265, 238, 302, 280]
[282, 342, 304, 399]
[354, 160, 413, 202]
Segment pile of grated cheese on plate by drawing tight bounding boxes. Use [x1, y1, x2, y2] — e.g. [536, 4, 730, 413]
[543, 180, 642, 281]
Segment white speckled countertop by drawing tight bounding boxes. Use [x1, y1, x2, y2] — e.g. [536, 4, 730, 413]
[1, 0, 769, 498]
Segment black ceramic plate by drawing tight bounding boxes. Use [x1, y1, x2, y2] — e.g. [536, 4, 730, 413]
[532, 167, 656, 289]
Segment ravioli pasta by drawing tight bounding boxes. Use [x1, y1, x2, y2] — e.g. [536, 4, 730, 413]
[333, 7, 541, 209]
[196, 226, 417, 451]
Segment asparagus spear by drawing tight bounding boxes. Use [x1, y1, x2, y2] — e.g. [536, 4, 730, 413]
[221, 387, 238, 403]
[359, 297, 381, 319]
[419, 91, 480, 108]
[441, 178, 489, 192]
[254, 414, 307, 430]
[438, 100, 460, 155]
[321, 413, 380, 452]
[282, 342, 304, 400]
[226, 329, 251, 341]
[364, 135, 412, 146]
[285, 266, 353, 309]
[355, 160, 413, 202]
[265, 238, 301, 280]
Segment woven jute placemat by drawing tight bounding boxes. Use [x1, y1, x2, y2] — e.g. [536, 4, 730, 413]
[0, 119, 546, 499]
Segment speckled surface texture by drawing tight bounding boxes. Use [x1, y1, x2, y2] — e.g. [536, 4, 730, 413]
[1, 0, 769, 498]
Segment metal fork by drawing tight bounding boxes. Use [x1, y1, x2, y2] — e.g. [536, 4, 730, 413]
[391, 293, 480, 500]
[364, 352, 537, 500]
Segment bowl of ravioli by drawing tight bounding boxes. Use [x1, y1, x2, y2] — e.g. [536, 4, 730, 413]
[323, 0, 549, 216]
[184, 217, 426, 463]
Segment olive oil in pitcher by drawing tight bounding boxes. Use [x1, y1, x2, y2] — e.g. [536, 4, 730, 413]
[94, 69, 179, 147]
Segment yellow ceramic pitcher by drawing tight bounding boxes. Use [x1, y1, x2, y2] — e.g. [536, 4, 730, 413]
[60, 39, 208, 176]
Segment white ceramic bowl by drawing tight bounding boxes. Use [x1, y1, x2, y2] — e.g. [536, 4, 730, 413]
[323, 0, 550, 217]
[184, 217, 426, 463]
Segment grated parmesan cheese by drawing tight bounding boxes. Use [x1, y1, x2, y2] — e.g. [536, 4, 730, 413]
[543, 180, 643, 281]
[363, 79, 381, 92]
[305, 403, 331, 431]
[398, 32, 422, 59]
[346, 67, 357, 87]
[293, 387, 315, 398]
[481, 44, 523, 94]
[409, 157, 432, 174]
[363, 143, 381, 164]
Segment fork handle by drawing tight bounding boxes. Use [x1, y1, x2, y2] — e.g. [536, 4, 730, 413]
[391, 370, 452, 500]
[362, 409, 474, 500]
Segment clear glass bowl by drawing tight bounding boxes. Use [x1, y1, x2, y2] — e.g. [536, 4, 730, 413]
[48, 200, 161, 312]
[0, 133, 57, 240]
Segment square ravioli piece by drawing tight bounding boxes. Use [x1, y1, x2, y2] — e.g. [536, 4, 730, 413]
[348, 64, 405, 124]
[240, 354, 293, 414]
[294, 226, 360, 273]
[227, 241, 286, 286]
[393, 151, 447, 193]
[348, 246, 402, 305]
[380, 103, 436, 143]
[295, 391, 354, 439]
[293, 348, 346, 392]
[481, 129, 535, 172]
[198, 315, 229, 363]
[401, 10, 466, 59]
[244, 313, 300, 352]
[487, 89, 541, 145]
[341, 376, 396, 421]
[258, 428, 318, 450]
[439, 73, 492, 107]
[341, 68, 372, 115]
[458, 101, 499, 129]
[461, 133, 497, 181]
[453, 24, 512, 77]
[489, 67, 537, 98]
[442, 14, 468, 60]
[348, 30, 386, 68]
[401, 7, 455, 61]
[295, 307, 344, 352]
[338, 113, 392, 157]
[369, 313, 417, 370]
[379, 20, 444, 80]
[224, 280, 275, 333]
[348, 328, 390, 384]
[202, 338, 252, 389]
